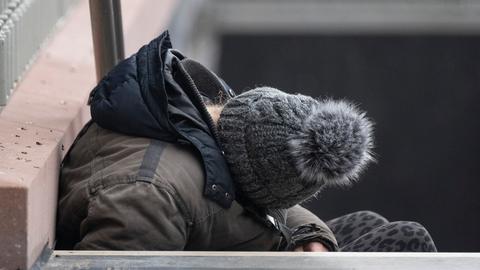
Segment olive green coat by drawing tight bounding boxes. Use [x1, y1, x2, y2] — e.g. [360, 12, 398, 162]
[56, 123, 337, 251]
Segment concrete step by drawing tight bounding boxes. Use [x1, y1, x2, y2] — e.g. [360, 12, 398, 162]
[42, 251, 480, 270]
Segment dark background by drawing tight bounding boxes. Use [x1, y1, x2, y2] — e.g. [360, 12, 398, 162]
[218, 34, 480, 251]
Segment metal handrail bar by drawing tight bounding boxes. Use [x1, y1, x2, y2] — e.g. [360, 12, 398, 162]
[89, 0, 124, 82]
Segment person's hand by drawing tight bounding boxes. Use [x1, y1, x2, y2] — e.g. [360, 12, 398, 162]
[294, 242, 329, 252]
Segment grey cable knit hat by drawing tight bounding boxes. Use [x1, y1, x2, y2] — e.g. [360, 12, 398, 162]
[217, 87, 374, 209]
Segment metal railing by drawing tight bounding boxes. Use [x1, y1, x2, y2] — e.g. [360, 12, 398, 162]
[89, 0, 124, 82]
[0, 0, 76, 106]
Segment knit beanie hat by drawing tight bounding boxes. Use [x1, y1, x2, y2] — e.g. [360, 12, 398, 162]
[217, 87, 374, 209]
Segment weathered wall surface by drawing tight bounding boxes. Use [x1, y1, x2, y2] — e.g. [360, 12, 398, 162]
[0, 0, 176, 269]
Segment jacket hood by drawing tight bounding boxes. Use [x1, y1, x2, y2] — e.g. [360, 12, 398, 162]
[88, 31, 235, 208]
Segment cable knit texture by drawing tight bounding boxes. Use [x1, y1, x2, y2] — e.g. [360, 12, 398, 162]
[218, 87, 374, 209]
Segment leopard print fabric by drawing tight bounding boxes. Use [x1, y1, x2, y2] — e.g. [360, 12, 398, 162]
[326, 211, 437, 252]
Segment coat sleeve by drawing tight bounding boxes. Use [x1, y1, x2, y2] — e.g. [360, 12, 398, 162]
[285, 205, 338, 251]
[74, 182, 189, 250]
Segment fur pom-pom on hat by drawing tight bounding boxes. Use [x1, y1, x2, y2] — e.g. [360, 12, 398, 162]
[217, 87, 374, 209]
[289, 99, 374, 187]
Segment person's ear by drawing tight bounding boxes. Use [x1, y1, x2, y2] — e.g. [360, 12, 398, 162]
[206, 105, 223, 124]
